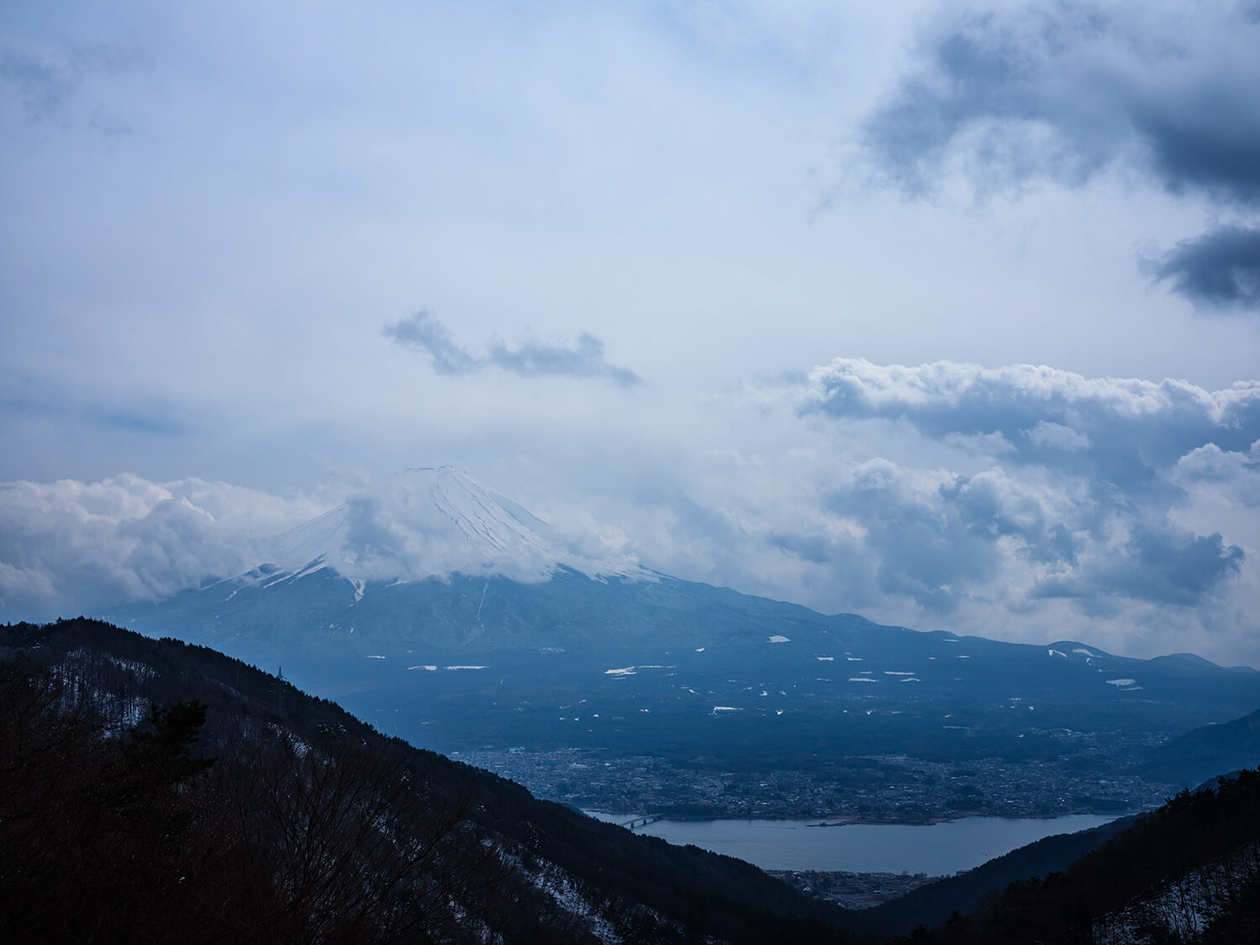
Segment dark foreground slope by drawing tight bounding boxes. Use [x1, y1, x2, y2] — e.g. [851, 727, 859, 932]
[897, 768, 1260, 944]
[0, 618, 861, 945]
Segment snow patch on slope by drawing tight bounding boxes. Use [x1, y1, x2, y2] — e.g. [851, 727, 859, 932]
[1093, 842, 1260, 944]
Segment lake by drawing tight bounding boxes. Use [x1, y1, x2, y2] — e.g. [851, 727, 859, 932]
[583, 811, 1125, 875]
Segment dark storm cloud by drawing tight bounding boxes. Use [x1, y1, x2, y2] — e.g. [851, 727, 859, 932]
[1149, 224, 1260, 312]
[861, 2, 1260, 205]
[382, 310, 480, 375]
[1035, 524, 1244, 607]
[384, 311, 641, 387]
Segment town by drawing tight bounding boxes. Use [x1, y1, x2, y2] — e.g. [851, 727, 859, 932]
[455, 745, 1178, 823]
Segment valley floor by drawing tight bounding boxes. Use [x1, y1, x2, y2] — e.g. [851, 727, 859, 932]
[454, 746, 1180, 822]
[767, 870, 940, 910]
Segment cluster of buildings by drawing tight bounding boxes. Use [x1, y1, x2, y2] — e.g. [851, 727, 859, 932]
[766, 870, 936, 909]
[454, 745, 1178, 822]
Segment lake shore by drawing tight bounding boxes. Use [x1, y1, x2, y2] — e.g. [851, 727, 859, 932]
[582, 810, 1129, 874]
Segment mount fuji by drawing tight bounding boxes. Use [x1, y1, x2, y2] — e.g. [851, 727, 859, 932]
[266, 466, 638, 586]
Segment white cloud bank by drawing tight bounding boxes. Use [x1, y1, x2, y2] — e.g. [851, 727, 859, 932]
[0, 475, 324, 620]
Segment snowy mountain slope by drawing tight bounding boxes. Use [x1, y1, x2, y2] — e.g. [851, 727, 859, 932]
[266, 466, 638, 584]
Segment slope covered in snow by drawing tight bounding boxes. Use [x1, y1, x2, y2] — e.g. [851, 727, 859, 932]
[266, 466, 638, 585]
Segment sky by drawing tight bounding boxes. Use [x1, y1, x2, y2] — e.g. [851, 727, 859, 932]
[2, 0, 1259, 665]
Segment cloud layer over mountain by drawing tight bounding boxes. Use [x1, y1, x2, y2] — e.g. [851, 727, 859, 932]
[3, 358, 1256, 666]
[0, 476, 321, 619]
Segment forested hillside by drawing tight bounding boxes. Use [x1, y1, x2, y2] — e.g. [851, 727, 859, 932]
[0, 618, 860, 945]
[5, 618, 1257, 944]
[897, 769, 1260, 943]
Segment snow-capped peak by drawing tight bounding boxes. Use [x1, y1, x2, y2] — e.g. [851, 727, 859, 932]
[266, 466, 637, 584]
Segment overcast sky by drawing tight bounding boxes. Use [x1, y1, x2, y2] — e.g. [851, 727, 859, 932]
[3, 1, 1259, 665]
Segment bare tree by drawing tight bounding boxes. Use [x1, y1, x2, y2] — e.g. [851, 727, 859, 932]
[206, 728, 507, 943]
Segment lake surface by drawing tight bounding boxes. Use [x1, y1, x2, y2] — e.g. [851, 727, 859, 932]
[583, 812, 1125, 875]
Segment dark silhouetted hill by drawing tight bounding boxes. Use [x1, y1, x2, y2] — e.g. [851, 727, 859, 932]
[0, 618, 863, 945]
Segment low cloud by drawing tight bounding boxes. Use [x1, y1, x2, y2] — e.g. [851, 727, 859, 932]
[0, 475, 324, 620]
[859, 2, 1260, 206]
[1035, 525, 1244, 608]
[384, 311, 641, 387]
[1149, 224, 1260, 313]
[743, 358, 1259, 621]
[0, 469, 643, 622]
[798, 357, 1260, 493]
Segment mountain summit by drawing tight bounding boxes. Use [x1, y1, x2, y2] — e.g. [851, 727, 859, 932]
[268, 466, 636, 584]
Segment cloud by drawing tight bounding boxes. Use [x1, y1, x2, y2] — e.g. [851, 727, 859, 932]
[1035, 524, 1244, 607]
[1149, 224, 1260, 312]
[1173, 440, 1260, 508]
[798, 357, 1260, 492]
[0, 475, 324, 620]
[741, 358, 1259, 620]
[0, 468, 642, 622]
[381, 310, 479, 376]
[0, 49, 81, 122]
[488, 334, 641, 387]
[859, 2, 1260, 205]
[838, 462, 1006, 613]
[383, 311, 641, 387]
[0, 371, 194, 436]
[0, 41, 144, 126]
[285, 469, 639, 585]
